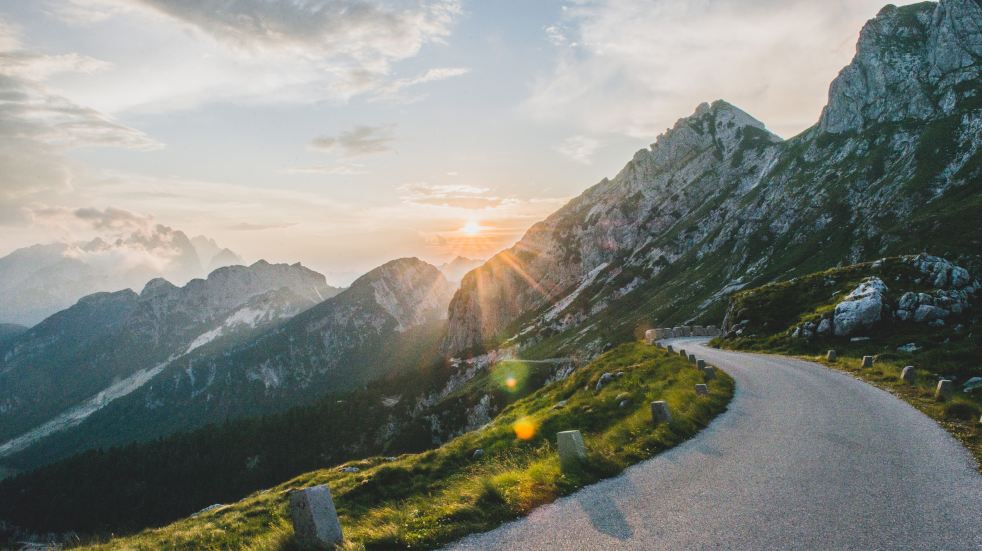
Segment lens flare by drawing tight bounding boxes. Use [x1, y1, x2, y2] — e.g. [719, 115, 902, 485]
[505, 376, 517, 389]
[513, 417, 536, 440]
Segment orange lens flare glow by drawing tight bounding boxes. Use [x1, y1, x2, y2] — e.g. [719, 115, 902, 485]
[513, 417, 536, 440]
[505, 376, 517, 389]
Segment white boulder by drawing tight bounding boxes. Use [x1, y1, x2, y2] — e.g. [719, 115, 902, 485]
[833, 277, 888, 336]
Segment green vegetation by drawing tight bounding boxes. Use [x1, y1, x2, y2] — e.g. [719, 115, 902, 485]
[75, 343, 732, 550]
[715, 258, 982, 469]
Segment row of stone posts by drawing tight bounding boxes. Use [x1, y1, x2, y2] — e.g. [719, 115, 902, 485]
[644, 324, 720, 343]
[827, 349, 961, 402]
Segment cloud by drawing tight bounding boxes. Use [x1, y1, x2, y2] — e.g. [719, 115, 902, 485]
[372, 66, 470, 102]
[399, 183, 507, 209]
[45, 0, 463, 109]
[226, 222, 296, 231]
[73, 206, 152, 233]
[284, 162, 368, 176]
[309, 125, 395, 156]
[0, 17, 161, 225]
[528, 0, 892, 138]
[554, 135, 600, 164]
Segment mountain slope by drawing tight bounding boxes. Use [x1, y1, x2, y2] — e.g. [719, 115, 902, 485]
[4, 258, 455, 470]
[0, 261, 338, 447]
[444, 0, 982, 358]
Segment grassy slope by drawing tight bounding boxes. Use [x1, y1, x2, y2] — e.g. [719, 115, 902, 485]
[716, 257, 982, 469]
[78, 343, 732, 550]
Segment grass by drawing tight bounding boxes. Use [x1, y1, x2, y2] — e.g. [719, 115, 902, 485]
[76, 343, 733, 550]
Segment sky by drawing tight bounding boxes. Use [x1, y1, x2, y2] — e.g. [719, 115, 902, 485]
[0, 0, 914, 285]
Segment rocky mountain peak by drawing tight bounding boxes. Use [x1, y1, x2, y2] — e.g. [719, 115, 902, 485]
[819, 0, 982, 134]
[140, 278, 178, 298]
[353, 258, 454, 332]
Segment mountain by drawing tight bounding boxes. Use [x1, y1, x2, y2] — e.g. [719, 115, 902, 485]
[438, 256, 484, 283]
[444, 0, 982, 358]
[0, 228, 243, 326]
[0, 260, 338, 452]
[0, 325, 26, 347]
[2, 258, 454, 470]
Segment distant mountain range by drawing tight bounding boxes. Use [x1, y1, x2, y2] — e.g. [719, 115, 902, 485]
[438, 256, 484, 283]
[0, 257, 454, 471]
[0, 227, 243, 327]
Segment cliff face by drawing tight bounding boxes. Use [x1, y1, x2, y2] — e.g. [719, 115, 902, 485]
[444, 0, 982, 357]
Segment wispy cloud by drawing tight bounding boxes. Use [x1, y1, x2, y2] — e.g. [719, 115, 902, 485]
[528, 0, 891, 138]
[226, 222, 296, 231]
[372, 66, 470, 102]
[399, 183, 508, 209]
[309, 125, 395, 157]
[554, 135, 600, 164]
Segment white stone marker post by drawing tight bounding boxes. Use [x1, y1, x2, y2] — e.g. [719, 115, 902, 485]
[688, 354, 696, 364]
[935, 379, 953, 400]
[557, 430, 587, 472]
[697, 359, 706, 370]
[666, 345, 674, 353]
[702, 366, 717, 380]
[900, 366, 915, 384]
[650, 401, 672, 424]
[826, 350, 837, 361]
[679, 349, 687, 358]
[289, 485, 343, 549]
[695, 384, 709, 395]
[861, 355, 874, 368]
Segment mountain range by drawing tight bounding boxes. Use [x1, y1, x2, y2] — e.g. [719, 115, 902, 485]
[0, 227, 244, 327]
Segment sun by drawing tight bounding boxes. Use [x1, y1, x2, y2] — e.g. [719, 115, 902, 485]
[460, 219, 481, 235]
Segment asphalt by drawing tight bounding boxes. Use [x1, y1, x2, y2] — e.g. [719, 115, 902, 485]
[443, 338, 982, 550]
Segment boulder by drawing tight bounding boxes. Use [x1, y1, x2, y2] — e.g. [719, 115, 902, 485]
[289, 486, 343, 549]
[897, 343, 921, 353]
[816, 318, 831, 335]
[472, 448, 485, 459]
[595, 373, 614, 392]
[833, 277, 888, 336]
[557, 430, 587, 471]
[898, 291, 918, 311]
[913, 305, 948, 323]
[650, 401, 672, 424]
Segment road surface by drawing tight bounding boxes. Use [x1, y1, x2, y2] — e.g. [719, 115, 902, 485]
[444, 338, 982, 550]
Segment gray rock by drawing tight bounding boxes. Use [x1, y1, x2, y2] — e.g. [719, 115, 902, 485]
[694, 384, 709, 395]
[895, 309, 911, 321]
[898, 291, 918, 311]
[650, 400, 672, 424]
[557, 430, 587, 472]
[935, 379, 953, 400]
[289, 485, 343, 549]
[897, 343, 921, 353]
[595, 372, 614, 392]
[341, 466, 360, 473]
[913, 304, 948, 323]
[927, 319, 945, 328]
[833, 277, 888, 336]
[552, 400, 568, 410]
[961, 377, 982, 393]
[900, 366, 915, 384]
[850, 337, 871, 342]
[472, 449, 485, 459]
[816, 318, 832, 335]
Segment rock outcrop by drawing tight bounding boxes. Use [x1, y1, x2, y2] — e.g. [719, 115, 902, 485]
[833, 278, 889, 336]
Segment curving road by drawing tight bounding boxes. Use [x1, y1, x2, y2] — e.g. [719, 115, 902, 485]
[444, 338, 982, 550]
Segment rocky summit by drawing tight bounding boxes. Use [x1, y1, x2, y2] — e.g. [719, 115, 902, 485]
[444, 0, 982, 358]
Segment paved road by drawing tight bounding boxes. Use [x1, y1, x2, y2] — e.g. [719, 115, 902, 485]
[444, 338, 982, 550]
